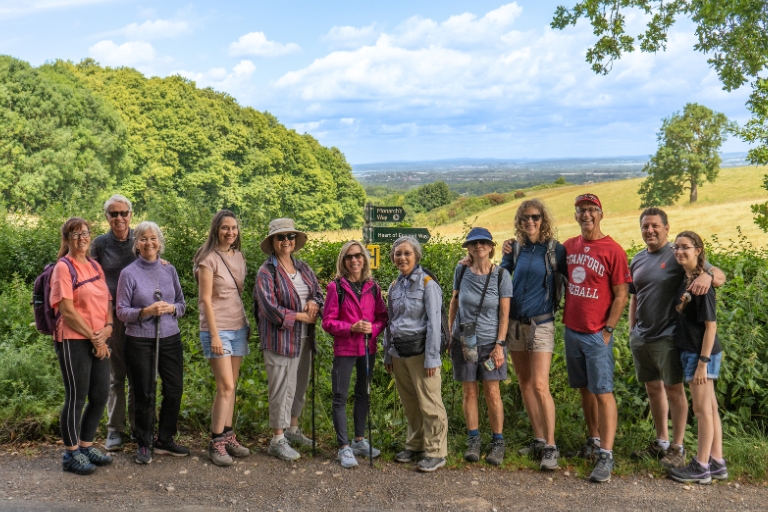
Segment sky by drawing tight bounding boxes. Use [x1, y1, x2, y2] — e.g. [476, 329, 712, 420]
[0, 0, 753, 164]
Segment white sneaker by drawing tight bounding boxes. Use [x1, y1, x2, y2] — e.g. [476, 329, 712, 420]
[285, 428, 314, 447]
[268, 438, 301, 461]
[338, 446, 358, 469]
[350, 438, 381, 459]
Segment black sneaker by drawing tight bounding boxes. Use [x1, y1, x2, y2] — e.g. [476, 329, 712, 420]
[62, 450, 96, 475]
[632, 440, 667, 461]
[589, 451, 614, 483]
[486, 439, 505, 466]
[518, 438, 545, 457]
[80, 446, 113, 466]
[668, 458, 712, 485]
[709, 457, 728, 481]
[394, 449, 424, 463]
[135, 446, 152, 464]
[154, 438, 190, 457]
[417, 457, 446, 472]
[464, 435, 482, 462]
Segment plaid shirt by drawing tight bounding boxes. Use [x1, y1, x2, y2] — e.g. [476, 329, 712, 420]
[254, 255, 324, 357]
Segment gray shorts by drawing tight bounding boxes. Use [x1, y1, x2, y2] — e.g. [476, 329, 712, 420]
[629, 334, 684, 385]
[450, 342, 507, 382]
[506, 319, 555, 352]
[564, 327, 614, 395]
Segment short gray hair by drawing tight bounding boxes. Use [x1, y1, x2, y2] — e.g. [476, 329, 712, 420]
[104, 194, 133, 216]
[133, 221, 165, 257]
[390, 236, 422, 263]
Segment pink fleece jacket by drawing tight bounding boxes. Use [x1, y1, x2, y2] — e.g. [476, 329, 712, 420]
[322, 278, 388, 357]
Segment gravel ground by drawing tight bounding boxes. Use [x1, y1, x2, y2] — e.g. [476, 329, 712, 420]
[0, 443, 766, 511]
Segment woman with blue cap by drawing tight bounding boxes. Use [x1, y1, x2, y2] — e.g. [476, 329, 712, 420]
[449, 227, 512, 466]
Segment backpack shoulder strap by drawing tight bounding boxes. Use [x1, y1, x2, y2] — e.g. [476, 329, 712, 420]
[455, 264, 468, 291]
[334, 277, 345, 307]
[511, 240, 521, 271]
[546, 239, 558, 272]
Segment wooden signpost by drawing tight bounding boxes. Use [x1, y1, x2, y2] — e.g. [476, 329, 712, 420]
[363, 203, 431, 269]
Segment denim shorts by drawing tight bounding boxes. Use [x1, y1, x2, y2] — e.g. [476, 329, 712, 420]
[564, 327, 614, 394]
[200, 326, 250, 359]
[680, 351, 722, 383]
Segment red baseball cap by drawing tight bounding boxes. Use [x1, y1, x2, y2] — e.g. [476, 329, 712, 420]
[574, 193, 602, 209]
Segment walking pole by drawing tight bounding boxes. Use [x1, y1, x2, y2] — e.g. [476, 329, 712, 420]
[151, 289, 162, 445]
[364, 331, 373, 466]
[311, 343, 316, 457]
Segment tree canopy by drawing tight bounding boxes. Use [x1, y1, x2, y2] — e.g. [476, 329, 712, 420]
[0, 56, 365, 230]
[404, 181, 456, 213]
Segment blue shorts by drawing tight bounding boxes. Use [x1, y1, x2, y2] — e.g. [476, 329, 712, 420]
[564, 327, 614, 394]
[200, 326, 250, 359]
[680, 351, 722, 383]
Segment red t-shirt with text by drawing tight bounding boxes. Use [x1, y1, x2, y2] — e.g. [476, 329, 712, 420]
[563, 235, 631, 333]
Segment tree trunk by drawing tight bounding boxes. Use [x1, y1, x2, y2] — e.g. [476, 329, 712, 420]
[689, 179, 698, 203]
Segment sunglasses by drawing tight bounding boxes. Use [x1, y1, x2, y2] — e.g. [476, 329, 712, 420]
[520, 214, 542, 222]
[275, 233, 297, 241]
[108, 211, 131, 218]
[466, 239, 492, 246]
[344, 252, 364, 261]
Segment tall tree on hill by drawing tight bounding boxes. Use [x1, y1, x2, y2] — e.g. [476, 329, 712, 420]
[405, 180, 455, 213]
[639, 103, 734, 206]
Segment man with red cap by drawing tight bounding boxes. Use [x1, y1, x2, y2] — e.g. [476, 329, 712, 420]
[563, 193, 631, 483]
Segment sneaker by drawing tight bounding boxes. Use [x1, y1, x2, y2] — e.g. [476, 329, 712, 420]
[338, 446, 358, 469]
[660, 444, 685, 469]
[579, 438, 601, 461]
[135, 446, 152, 464]
[464, 435, 482, 462]
[589, 451, 614, 483]
[268, 437, 301, 462]
[208, 438, 234, 467]
[540, 445, 559, 471]
[668, 458, 712, 485]
[486, 439, 506, 466]
[153, 438, 190, 457]
[224, 431, 251, 458]
[518, 438, 545, 457]
[417, 457, 446, 472]
[285, 428, 314, 447]
[62, 450, 97, 475]
[709, 457, 728, 481]
[350, 438, 381, 459]
[632, 440, 667, 461]
[394, 449, 424, 463]
[105, 431, 123, 452]
[80, 446, 113, 466]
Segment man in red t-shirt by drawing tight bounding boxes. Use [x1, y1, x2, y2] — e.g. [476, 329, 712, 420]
[563, 193, 631, 483]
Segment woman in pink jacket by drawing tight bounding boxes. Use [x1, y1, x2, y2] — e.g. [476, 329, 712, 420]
[322, 240, 388, 469]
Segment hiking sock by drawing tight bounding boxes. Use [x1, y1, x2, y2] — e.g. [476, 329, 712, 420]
[492, 433, 504, 441]
[272, 433, 285, 443]
[600, 448, 613, 456]
[211, 431, 224, 440]
[657, 439, 670, 450]
[589, 437, 601, 447]
[223, 426, 233, 434]
[287, 426, 299, 434]
[694, 457, 709, 469]
[468, 429, 479, 437]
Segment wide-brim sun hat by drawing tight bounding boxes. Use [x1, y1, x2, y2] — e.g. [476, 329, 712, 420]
[260, 218, 308, 255]
[462, 227, 495, 247]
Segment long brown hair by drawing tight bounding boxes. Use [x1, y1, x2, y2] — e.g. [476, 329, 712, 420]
[193, 210, 242, 266]
[514, 198, 556, 244]
[674, 231, 705, 313]
[57, 217, 90, 259]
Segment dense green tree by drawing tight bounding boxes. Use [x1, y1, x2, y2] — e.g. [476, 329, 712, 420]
[404, 180, 455, 213]
[639, 103, 734, 206]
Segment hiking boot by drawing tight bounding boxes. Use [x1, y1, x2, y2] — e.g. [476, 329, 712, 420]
[464, 435, 482, 462]
[589, 451, 614, 482]
[154, 438, 190, 457]
[350, 438, 381, 459]
[709, 457, 728, 481]
[285, 428, 314, 447]
[105, 431, 123, 452]
[417, 457, 446, 473]
[135, 446, 152, 464]
[668, 458, 712, 485]
[540, 445, 559, 471]
[224, 431, 251, 458]
[632, 440, 667, 461]
[208, 438, 234, 467]
[578, 438, 601, 461]
[268, 437, 301, 462]
[518, 438, 545, 457]
[394, 449, 424, 463]
[62, 450, 97, 475]
[80, 446, 113, 466]
[660, 444, 685, 469]
[486, 439, 506, 466]
[338, 446, 358, 469]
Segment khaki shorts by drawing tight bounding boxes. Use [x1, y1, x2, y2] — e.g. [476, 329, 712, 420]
[506, 319, 555, 353]
[629, 334, 684, 386]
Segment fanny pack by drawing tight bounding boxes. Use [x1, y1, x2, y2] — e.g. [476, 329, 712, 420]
[393, 333, 426, 358]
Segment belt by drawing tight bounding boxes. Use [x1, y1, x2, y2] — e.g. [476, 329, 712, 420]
[515, 313, 554, 325]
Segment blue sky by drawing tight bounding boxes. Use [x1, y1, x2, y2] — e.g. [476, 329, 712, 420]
[0, 0, 752, 164]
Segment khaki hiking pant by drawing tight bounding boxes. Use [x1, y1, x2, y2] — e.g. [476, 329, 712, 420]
[392, 353, 448, 458]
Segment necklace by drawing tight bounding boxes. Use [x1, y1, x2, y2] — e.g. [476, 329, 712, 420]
[277, 258, 298, 280]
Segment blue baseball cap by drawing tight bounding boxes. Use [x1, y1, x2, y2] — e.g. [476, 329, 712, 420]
[462, 227, 495, 247]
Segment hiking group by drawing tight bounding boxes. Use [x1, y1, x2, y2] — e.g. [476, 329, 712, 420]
[37, 192, 727, 485]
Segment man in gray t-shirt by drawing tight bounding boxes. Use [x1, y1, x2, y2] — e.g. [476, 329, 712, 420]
[628, 207, 724, 467]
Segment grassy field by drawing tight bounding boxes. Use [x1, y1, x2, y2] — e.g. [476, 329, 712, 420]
[317, 165, 768, 248]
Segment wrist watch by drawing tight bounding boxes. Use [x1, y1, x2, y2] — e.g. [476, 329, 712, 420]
[496, 340, 505, 346]
[699, 355, 711, 363]
[706, 268, 715, 278]
[603, 325, 614, 334]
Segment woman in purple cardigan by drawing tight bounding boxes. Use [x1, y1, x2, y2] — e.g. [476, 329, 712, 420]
[322, 240, 388, 469]
[116, 221, 187, 465]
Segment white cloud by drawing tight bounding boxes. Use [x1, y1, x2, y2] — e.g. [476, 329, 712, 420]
[228, 32, 300, 57]
[322, 24, 379, 49]
[172, 60, 256, 97]
[119, 19, 192, 40]
[88, 40, 156, 67]
[0, 0, 114, 19]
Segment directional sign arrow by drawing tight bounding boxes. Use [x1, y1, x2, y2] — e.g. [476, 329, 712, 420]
[367, 227, 431, 244]
[365, 206, 407, 223]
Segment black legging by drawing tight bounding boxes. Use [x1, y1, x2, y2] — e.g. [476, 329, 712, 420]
[331, 354, 375, 447]
[55, 339, 110, 447]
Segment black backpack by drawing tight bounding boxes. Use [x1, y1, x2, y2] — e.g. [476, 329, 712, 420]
[507, 239, 566, 312]
[334, 278, 381, 308]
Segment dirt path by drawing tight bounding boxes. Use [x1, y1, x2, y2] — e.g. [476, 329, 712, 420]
[0, 444, 764, 511]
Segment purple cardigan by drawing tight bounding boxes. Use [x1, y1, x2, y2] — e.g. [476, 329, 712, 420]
[322, 278, 388, 357]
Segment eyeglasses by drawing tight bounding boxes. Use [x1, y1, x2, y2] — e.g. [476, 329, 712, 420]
[275, 233, 297, 241]
[69, 231, 91, 240]
[344, 252, 364, 261]
[576, 207, 601, 214]
[394, 250, 414, 258]
[108, 211, 130, 218]
[673, 245, 698, 252]
[520, 214, 542, 222]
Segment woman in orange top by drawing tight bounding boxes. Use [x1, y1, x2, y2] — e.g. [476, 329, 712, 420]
[50, 217, 114, 476]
